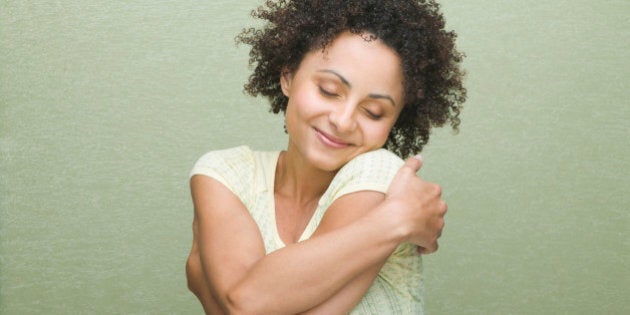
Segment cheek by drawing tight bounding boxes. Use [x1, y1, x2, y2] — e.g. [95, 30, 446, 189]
[285, 93, 318, 134]
[291, 89, 322, 118]
[363, 121, 394, 146]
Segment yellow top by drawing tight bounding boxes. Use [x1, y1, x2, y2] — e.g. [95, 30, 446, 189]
[190, 146, 424, 314]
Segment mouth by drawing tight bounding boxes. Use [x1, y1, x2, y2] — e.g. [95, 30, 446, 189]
[315, 128, 351, 149]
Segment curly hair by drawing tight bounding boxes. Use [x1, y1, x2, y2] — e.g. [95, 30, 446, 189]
[237, 0, 466, 158]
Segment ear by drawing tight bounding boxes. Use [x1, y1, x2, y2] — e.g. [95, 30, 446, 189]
[280, 68, 293, 97]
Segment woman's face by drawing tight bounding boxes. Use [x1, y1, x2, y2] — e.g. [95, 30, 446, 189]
[281, 31, 405, 172]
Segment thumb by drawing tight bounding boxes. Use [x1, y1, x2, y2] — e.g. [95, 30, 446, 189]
[403, 154, 423, 173]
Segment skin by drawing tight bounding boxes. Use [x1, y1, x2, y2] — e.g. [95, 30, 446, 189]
[186, 32, 447, 314]
[281, 32, 405, 175]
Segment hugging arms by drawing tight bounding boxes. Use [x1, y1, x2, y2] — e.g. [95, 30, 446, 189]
[186, 154, 446, 314]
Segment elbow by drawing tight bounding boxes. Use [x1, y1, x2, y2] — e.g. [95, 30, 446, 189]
[186, 252, 269, 314]
[185, 254, 246, 315]
[225, 285, 270, 315]
[186, 253, 254, 314]
[225, 287, 253, 315]
[185, 253, 202, 295]
[224, 291, 245, 315]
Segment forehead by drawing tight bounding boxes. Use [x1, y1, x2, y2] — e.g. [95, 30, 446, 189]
[297, 32, 404, 100]
[305, 32, 401, 72]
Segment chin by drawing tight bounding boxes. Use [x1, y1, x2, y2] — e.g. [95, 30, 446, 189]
[306, 148, 359, 173]
[309, 155, 345, 172]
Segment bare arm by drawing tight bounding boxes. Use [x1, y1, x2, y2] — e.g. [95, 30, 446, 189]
[188, 175, 266, 314]
[296, 192, 391, 314]
[186, 212, 229, 315]
[226, 190, 403, 314]
[297, 156, 447, 314]
[186, 178, 390, 314]
[187, 156, 446, 314]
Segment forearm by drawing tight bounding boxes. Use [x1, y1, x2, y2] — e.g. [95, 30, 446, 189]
[226, 204, 404, 314]
[186, 249, 227, 315]
[192, 176, 414, 314]
[298, 261, 386, 315]
[192, 155, 442, 314]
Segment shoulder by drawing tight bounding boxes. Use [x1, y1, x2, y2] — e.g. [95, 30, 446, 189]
[321, 149, 404, 206]
[340, 149, 403, 174]
[191, 145, 254, 170]
[189, 146, 257, 196]
[336, 149, 404, 188]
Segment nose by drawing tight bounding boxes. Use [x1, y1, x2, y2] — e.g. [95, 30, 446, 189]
[329, 103, 357, 133]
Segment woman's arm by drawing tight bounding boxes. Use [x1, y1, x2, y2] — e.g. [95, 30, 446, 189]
[186, 209, 236, 315]
[295, 191, 392, 314]
[188, 175, 266, 314]
[226, 190, 403, 314]
[186, 178, 390, 314]
[298, 156, 445, 313]
[188, 156, 446, 314]
[242, 156, 445, 314]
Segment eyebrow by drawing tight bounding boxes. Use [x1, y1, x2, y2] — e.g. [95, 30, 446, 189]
[318, 69, 351, 87]
[317, 69, 397, 107]
[368, 93, 397, 108]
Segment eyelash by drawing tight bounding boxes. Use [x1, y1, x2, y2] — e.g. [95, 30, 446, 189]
[318, 86, 337, 97]
[319, 86, 382, 120]
[365, 109, 382, 120]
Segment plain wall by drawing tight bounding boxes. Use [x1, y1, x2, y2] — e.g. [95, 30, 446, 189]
[1, 1, 628, 314]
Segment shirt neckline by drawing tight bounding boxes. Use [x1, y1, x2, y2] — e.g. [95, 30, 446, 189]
[267, 151, 327, 249]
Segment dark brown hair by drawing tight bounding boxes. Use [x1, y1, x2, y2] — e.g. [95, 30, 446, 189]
[237, 0, 466, 157]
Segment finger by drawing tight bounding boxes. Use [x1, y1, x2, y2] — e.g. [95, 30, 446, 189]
[403, 154, 423, 173]
[418, 246, 433, 254]
[418, 242, 438, 255]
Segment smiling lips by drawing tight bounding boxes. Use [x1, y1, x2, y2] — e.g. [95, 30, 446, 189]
[315, 128, 351, 149]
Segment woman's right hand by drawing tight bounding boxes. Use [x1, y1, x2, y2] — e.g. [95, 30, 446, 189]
[384, 155, 447, 254]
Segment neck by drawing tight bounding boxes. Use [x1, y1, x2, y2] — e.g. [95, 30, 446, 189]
[275, 145, 336, 207]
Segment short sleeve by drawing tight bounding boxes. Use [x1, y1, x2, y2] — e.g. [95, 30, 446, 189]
[319, 149, 404, 209]
[189, 146, 255, 207]
[353, 239, 424, 314]
[314, 150, 424, 313]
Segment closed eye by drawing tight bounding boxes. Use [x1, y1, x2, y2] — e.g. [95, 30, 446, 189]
[364, 109, 382, 120]
[319, 86, 338, 97]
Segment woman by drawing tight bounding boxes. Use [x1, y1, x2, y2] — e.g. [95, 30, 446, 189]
[186, 0, 466, 314]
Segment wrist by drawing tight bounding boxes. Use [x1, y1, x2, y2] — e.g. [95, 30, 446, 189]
[371, 199, 411, 245]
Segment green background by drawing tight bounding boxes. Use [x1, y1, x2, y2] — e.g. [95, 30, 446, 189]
[1, 1, 628, 314]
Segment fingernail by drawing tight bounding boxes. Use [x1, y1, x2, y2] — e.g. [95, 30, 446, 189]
[413, 154, 423, 161]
